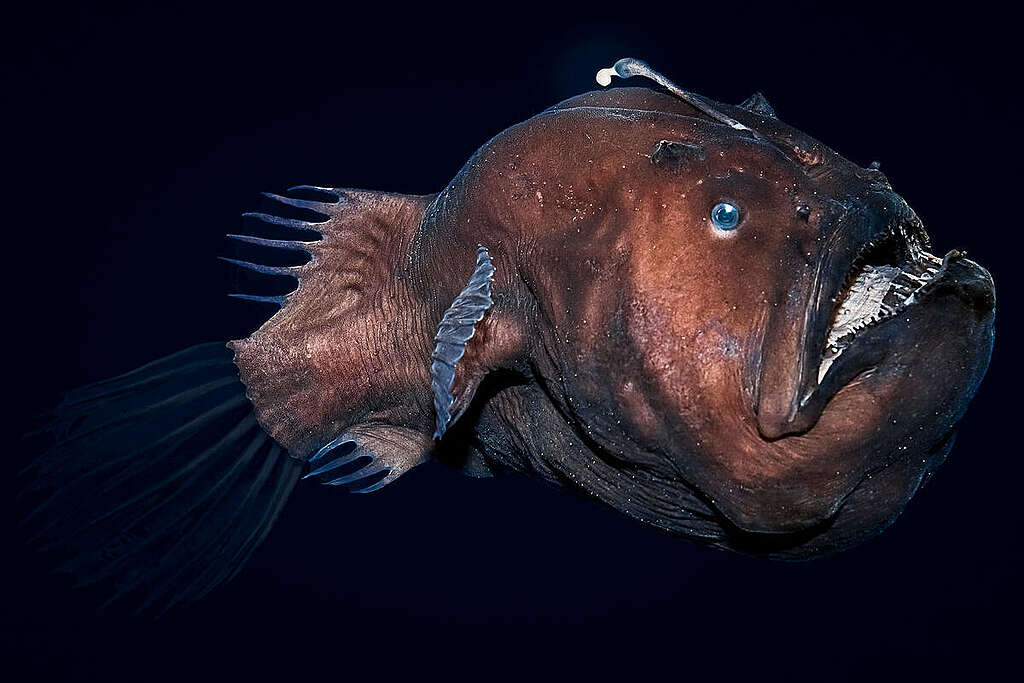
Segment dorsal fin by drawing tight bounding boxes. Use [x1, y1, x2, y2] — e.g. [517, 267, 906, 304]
[227, 188, 426, 317]
[228, 188, 436, 462]
[739, 91, 777, 118]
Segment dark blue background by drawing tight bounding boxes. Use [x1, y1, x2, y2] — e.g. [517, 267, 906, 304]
[6, 3, 1021, 680]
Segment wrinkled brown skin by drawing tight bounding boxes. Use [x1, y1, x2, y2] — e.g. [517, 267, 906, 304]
[232, 86, 995, 558]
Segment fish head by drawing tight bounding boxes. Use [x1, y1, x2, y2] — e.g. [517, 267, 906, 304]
[615, 110, 995, 552]
[435, 63, 995, 556]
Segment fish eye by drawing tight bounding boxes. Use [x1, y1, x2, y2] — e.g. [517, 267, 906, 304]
[711, 202, 741, 232]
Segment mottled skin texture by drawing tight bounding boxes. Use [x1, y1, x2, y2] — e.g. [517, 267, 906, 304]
[232, 86, 995, 557]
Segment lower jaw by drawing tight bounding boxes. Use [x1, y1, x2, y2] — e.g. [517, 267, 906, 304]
[814, 248, 992, 398]
[757, 252, 993, 444]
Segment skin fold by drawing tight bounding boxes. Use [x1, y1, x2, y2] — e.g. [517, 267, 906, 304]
[232, 72, 995, 558]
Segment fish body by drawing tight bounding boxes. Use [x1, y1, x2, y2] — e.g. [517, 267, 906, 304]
[25, 59, 995, 610]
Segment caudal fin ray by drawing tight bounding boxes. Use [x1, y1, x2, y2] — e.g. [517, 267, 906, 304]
[25, 390, 250, 530]
[44, 413, 264, 564]
[23, 342, 303, 613]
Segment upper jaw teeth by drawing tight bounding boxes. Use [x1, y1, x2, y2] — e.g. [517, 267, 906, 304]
[818, 224, 942, 383]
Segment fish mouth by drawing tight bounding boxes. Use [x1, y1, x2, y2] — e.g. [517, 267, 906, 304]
[722, 221, 993, 541]
[817, 217, 943, 384]
[757, 204, 994, 442]
[723, 244, 993, 542]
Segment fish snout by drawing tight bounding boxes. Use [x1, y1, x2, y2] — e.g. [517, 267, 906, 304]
[917, 251, 996, 317]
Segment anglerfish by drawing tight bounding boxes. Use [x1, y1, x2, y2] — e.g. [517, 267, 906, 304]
[24, 58, 996, 611]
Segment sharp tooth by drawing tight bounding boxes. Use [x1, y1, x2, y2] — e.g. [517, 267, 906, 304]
[902, 273, 928, 286]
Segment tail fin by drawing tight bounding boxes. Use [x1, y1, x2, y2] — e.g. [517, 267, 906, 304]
[22, 342, 302, 614]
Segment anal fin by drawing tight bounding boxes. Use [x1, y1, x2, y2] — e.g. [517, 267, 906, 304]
[302, 425, 432, 493]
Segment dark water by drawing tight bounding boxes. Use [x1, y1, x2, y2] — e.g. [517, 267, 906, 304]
[6, 3, 1020, 680]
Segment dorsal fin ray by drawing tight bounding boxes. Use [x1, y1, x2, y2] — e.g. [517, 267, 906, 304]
[241, 212, 325, 232]
[259, 192, 335, 214]
[219, 257, 299, 278]
[226, 234, 314, 252]
[597, 57, 760, 138]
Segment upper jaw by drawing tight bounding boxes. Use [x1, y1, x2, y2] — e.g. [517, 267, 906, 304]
[752, 195, 925, 440]
[817, 215, 941, 383]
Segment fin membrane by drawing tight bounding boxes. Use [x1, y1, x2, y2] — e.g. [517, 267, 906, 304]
[22, 342, 302, 614]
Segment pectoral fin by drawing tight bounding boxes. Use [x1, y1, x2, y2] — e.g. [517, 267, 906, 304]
[431, 246, 495, 439]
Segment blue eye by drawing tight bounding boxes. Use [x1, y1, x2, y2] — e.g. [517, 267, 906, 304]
[711, 202, 741, 231]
